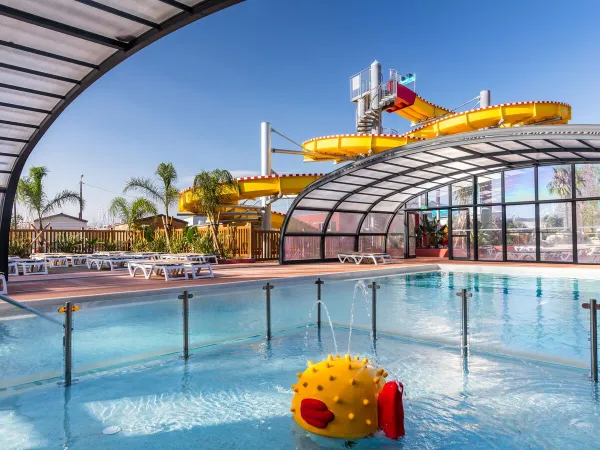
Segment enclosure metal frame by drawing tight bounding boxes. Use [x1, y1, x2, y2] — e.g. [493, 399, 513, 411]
[280, 125, 600, 265]
[0, 0, 243, 275]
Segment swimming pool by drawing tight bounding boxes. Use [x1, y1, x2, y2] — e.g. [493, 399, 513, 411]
[1, 267, 599, 448]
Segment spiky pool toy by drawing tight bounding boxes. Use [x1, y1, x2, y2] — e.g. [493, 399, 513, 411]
[291, 354, 405, 440]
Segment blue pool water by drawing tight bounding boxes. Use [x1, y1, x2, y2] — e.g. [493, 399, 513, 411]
[1, 329, 599, 449]
[1, 269, 599, 448]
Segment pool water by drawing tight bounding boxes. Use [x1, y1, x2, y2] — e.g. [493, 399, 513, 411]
[1, 269, 599, 448]
[0, 270, 595, 388]
[1, 329, 598, 449]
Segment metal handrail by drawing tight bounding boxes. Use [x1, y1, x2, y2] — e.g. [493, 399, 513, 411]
[0, 293, 62, 326]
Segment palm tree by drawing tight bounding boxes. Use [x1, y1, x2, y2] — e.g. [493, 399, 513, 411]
[108, 197, 158, 230]
[17, 166, 83, 250]
[193, 169, 238, 255]
[124, 162, 179, 249]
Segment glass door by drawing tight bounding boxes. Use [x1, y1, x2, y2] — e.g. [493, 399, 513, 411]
[452, 208, 472, 260]
[406, 212, 417, 258]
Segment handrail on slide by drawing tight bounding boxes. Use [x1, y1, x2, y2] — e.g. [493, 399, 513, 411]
[0, 293, 62, 326]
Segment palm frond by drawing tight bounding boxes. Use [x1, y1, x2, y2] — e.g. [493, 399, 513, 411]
[124, 177, 163, 202]
[42, 190, 82, 216]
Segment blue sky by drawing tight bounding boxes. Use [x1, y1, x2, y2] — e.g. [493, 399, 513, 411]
[23, 0, 600, 223]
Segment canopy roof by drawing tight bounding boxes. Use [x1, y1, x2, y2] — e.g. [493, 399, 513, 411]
[280, 124, 600, 261]
[0, 0, 241, 269]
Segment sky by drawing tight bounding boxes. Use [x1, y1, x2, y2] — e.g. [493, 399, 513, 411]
[21, 0, 600, 225]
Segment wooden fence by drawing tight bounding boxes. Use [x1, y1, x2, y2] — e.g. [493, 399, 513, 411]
[9, 226, 281, 260]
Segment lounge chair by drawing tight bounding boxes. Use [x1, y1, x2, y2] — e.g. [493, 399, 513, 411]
[338, 252, 392, 265]
[30, 253, 69, 268]
[128, 260, 214, 281]
[12, 258, 48, 275]
[0, 272, 6, 294]
[160, 253, 219, 264]
[88, 255, 144, 271]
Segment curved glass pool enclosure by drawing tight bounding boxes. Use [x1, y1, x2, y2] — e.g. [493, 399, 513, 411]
[280, 125, 600, 265]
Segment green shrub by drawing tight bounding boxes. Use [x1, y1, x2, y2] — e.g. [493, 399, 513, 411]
[148, 236, 168, 253]
[54, 234, 83, 253]
[132, 238, 150, 252]
[185, 226, 198, 244]
[9, 239, 31, 258]
[191, 233, 216, 255]
[101, 240, 118, 251]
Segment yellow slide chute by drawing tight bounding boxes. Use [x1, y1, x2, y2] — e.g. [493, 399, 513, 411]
[179, 174, 323, 228]
[302, 82, 572, 162]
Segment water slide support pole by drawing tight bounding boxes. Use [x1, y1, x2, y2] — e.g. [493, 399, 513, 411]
[260, 122, 272, 231]
[63, 302, 73, 386]
[370, 60, 382, 133]
[179, 290, 193, 360]
[457, 289, 472, 354]
[480, 90, 491, 108]
[368, 282, 379, 341]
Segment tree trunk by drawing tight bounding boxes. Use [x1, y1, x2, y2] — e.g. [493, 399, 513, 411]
[163, 206, 171, 251]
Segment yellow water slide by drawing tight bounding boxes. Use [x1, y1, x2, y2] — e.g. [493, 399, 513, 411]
[302, 83, 572, 162]
[179, 174, 323, 228]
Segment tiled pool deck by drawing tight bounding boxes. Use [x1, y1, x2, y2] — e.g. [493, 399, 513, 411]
[6, 257, 600, 304]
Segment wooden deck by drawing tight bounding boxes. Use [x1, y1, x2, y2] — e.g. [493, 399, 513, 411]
[5, 258, 600, 303]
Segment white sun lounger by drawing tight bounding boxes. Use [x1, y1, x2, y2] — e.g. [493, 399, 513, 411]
[128, 260, 214, 281]
[7, 261, 18, 276]
[88, 255, 142, 271]
[161, 253, 219, 264]
[338, 252, 392, 265]
[0, 272, 6, 294]
[15, 259, 49, 275]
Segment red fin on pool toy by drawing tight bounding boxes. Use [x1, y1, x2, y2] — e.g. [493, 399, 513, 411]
[377, 381, 405, 439]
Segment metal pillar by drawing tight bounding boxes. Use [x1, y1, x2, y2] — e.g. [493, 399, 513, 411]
[457, 289, 472, 352]
[583, 299, 599, 382]
[63, 302, 73, 386]
[368, 282, 380, 340]
[315, 278, 324, 329]
[263, 282, 274, 340]
[370, 60, 382, 133]
[480, 90, 491, 108]
[179, 290, 193, 360]
[260, 121, 272, 231]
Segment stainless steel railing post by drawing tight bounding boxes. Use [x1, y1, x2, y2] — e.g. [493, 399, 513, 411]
[179, 290, 193, 360]
[315, 278, 324, 329]
[368, 282, 380, 341]
[583, 299, 599, 382]
[263, 283, 274, 340]
[63, 302, 73, 386]
[456, 289, 472, 353]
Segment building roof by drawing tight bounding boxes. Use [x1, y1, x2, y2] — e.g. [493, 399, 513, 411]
[32, 213, 87, 223]
[281, 124, 600, 262]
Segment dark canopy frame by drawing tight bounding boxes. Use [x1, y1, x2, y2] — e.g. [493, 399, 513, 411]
[0, 0, 242, 274]
[279, 125, 600, 263]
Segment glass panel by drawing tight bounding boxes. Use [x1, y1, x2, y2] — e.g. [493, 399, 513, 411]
[540, 202, 573, 262]
[427, 186, 449, 207]
[504, 168, 535, 203]
[451, 180, 473, 206]
[360, 213, 391, 232]
[327, 212, 363, 233]
[306, 189, 347, 200]
[506, 204, 536, 261]
[451, 208, 473, 259]
[346, 193, 381, 203]
[576, 200, 600, 263]
[575, 164, 600, 198]
[538, 165, 572, 200]
[283, 236, 321, 261]
[407, 213, 417, 257]
[297, 198, 337, 209]
[406, 194, 426, 209]
[386, 214, 405, 258]
[286, 210, 326, 233]
[325, 236, 354, 258]
[336, 202, 370, 212]
[477, 206, 503, 260]
[476, 173, 502, 203]
[358, 235, 385, 253]
[371, 201, 400, 212]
